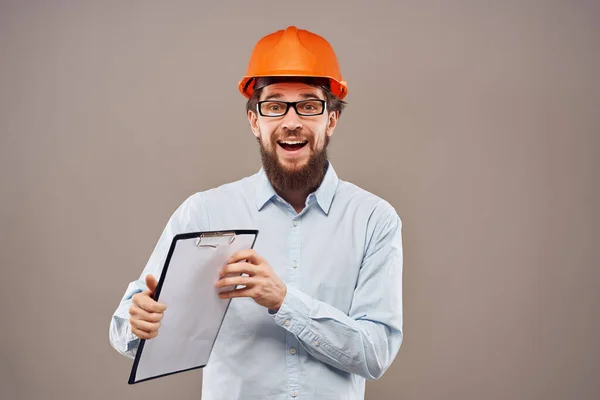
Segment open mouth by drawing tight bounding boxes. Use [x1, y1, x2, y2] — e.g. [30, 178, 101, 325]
[277, 140, 308, 151]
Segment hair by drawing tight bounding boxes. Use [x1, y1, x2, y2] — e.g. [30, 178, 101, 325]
[245, 82, 347, 117]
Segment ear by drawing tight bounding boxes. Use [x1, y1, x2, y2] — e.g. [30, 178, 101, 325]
[248, 109, 260, 138]
[326, 110, 339, 137]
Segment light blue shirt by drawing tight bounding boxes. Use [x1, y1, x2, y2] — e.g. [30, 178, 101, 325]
[110, 162, 403, 400]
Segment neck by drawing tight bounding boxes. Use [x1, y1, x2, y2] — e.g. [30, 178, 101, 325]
[276, 188, 313, 214]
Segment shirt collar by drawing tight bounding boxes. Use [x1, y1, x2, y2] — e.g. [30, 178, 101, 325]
[255, 161, 339, 214]
[255, 167, 277, 210]
[313, 161, 339, 214]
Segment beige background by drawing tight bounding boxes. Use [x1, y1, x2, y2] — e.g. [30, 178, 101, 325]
[1, 1, 599, 399]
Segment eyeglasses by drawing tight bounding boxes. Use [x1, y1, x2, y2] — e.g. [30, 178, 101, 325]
[257, 99, 326, 117]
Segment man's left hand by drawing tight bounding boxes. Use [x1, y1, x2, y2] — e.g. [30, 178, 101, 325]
[216, 249, 287, 312]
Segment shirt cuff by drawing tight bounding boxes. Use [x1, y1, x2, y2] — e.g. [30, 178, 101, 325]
[271, 285, 314, 337]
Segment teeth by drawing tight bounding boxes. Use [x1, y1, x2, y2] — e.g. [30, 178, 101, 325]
[279, 140, 307, 145]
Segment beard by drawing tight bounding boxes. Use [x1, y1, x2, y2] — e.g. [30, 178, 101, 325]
[258, 131, 330, 194]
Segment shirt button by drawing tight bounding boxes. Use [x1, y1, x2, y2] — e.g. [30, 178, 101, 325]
[313, 340, 319, 346]
[290, 347, 297, 355]
[292, 220, 298, 227]
[292, 262, 297, 268]
[284, 319, 290, 327]
[291, 391, 297, 397]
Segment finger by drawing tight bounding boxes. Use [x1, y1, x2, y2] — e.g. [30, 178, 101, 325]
[134, 293, 167, 313]
[129, 306, 164, 323]
[218, 287, 254, 299]
[131, 318, 161, 333]
[132, 291, 167, 311]
[130, 319, 153, 337]
[219, 261, 257, 278]
[215, 275, 254, 289]
[227, 249, 264, 265]
[145, 274, 158, 293]
[131, 326, 159, 340]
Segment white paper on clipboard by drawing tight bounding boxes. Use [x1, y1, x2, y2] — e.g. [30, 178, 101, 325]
[129, 230, 258, 384]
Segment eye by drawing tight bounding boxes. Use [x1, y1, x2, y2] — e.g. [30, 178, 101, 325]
[298, 101, 322, 113]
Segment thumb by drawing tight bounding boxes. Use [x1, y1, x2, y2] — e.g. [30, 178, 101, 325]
[145, 274, 158, 294]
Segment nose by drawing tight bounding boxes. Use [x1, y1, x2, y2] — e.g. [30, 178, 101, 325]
[281, 106, 303, 131]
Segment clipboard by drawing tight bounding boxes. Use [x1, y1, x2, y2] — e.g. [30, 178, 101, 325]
[128, 229, 259, 384]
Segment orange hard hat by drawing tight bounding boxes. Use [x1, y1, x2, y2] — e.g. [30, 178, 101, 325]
[239, 26, 348, 100]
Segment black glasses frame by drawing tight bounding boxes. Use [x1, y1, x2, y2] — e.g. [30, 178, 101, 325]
[256, 99, 327, 117]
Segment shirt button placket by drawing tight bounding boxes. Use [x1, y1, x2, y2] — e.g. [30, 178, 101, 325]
[287, 216, 301, 398]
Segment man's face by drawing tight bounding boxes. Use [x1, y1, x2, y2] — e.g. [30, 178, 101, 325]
[248, 82, 339, 192]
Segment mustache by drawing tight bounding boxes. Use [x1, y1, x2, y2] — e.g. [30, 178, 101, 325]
[271, 129, 313, 142]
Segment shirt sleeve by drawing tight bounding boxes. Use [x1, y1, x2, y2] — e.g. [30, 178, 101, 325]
[108, 193, 209, 358]
[272, 201, 403, 380]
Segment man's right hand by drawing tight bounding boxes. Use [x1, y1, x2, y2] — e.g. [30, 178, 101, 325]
[129, 274, 167, 340]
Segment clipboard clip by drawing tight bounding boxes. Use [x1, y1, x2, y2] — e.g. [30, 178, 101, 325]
[196, 232, 236, 248]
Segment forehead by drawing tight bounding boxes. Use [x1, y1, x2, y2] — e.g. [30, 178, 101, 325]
[259, 82, 324, 101]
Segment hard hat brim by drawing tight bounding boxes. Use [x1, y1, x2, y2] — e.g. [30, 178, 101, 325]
[238, 75, 348, 100]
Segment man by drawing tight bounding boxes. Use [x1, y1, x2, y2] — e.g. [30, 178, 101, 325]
[110, 26, 403, 399]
